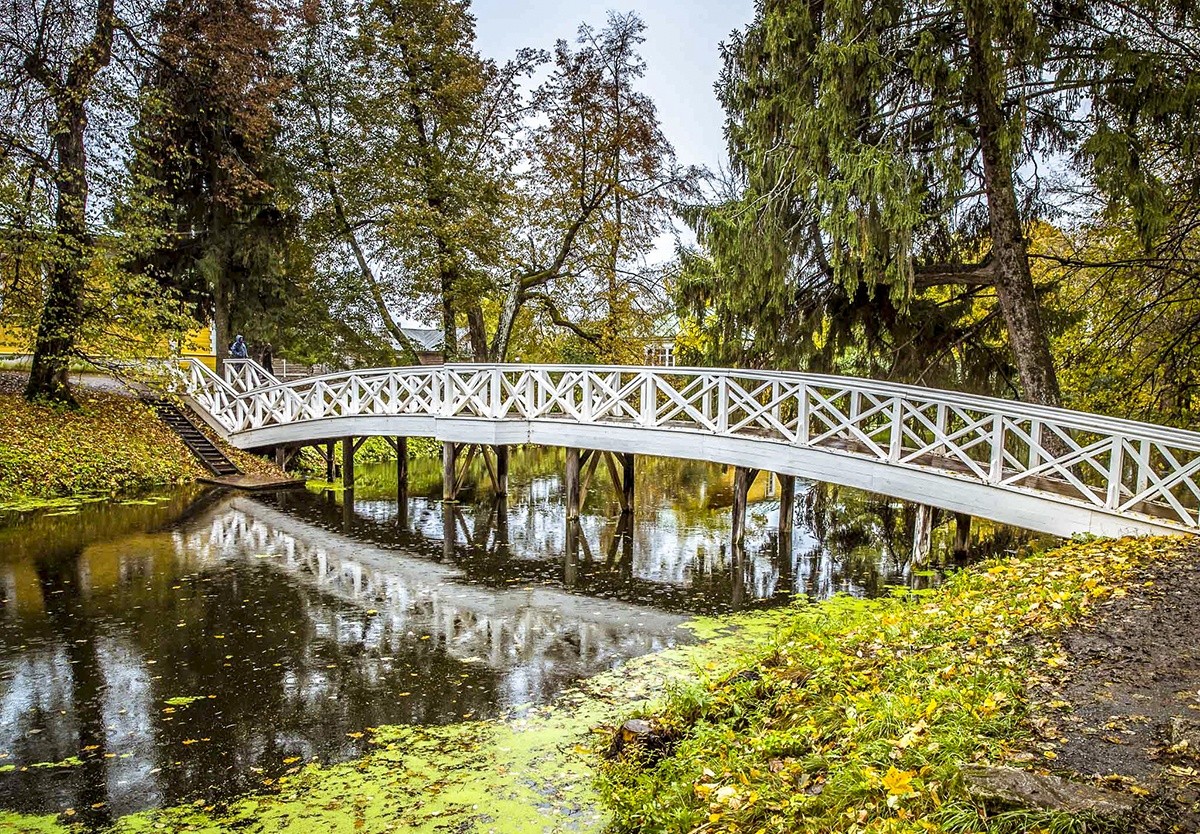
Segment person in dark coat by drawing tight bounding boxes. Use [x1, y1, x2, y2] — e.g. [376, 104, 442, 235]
[230, 334, 249, 359]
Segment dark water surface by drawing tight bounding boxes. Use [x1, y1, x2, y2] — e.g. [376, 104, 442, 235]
[0, 450, 994, 823]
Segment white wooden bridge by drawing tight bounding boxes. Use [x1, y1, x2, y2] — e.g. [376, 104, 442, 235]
[176, 358, 1200, 539]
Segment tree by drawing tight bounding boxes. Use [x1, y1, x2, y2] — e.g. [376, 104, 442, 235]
[123, 0, 293, 364]
[2, 0, 118, 403]
[490, 12, 698, 361]
[286, 0, 532, 362]
[691, 0, 1189, 404]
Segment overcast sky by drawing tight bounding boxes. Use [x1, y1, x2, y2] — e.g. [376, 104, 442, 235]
[471, 0, 756, 175]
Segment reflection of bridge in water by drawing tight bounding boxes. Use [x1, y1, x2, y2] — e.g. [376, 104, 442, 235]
[181, 360, 1200, 547]
[192, 496, 690, 694]
[0, 491, 696, 822]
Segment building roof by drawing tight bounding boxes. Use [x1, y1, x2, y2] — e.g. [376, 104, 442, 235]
[400, 327, 444, 353]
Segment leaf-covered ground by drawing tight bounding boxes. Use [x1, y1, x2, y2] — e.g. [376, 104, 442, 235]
[598, 536, 1195, 834]
[0, 372, 278, 508]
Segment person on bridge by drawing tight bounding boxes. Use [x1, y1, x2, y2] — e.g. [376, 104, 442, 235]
[230, 334, 249, 359]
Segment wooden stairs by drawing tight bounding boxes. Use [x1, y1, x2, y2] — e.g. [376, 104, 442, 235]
[148, 398, 241, 477]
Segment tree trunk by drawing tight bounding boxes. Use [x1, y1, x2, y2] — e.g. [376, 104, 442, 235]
[25, 0, 115, 404]
[213, 268, 232, 369]
[965, 10, 1061, 407]
[440, 264, 459, 362]
[466, 302, 489, 360]
[492, 278, 523, 361]
[25, 115, 89, 405]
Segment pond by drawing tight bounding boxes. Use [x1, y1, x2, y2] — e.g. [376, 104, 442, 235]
[0, 449, 1021, 827]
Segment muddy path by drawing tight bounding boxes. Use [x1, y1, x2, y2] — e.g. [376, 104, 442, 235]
[1035, 542, 1200, 832]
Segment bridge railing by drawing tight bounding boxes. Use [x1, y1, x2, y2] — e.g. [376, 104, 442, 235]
[178, 361, 1200, 529]
[222, 358, 281, 393]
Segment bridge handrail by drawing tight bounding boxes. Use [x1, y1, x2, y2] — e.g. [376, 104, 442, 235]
[177, 359, 1200, 530]
[207, 361, 1200, 449]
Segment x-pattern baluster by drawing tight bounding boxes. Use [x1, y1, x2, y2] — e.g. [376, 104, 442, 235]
[653, 374, 715, 429]
[1116, 442, 1200, 522]
[897, 402, 995, 479]
[586, 371, 642, 422]
[725, 378, 801, 440]
[807, 387, 893, 458]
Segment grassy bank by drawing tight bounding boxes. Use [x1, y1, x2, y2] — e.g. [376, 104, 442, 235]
[0, 374, 272, 509]
[597, 536, 1187, 833]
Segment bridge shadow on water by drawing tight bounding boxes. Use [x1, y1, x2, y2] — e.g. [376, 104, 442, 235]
[0, 451, 1040, 826]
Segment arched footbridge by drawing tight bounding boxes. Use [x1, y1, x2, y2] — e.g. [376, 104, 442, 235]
[177, 359, 1200, 538]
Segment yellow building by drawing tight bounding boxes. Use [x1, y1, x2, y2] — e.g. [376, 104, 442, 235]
[0, 323, 218, 369]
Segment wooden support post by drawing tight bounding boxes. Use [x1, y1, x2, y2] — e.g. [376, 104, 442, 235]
[443, 504, 456, 560]
[578, 449, 601, 508]
[396, 437, 408, 528]
[732, 466, 759, 546]
[341, 436, 355, 489]
[622, 453, 635, 513]
[778, 474, 795, 538]
[495, 445, 509, 495]
[953, 512, 972, 557]
[325, 440, 335, 482]
[565, 448, 582, 520]
[494, 494, 510, 554]
[443, 442, 462, 502]
[912, 504, 934, 566]
[564, 520, 581, 587]
[731, 539, 746, 612]
[275, 445, 288, 469]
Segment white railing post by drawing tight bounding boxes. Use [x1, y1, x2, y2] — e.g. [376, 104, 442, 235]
[797, 382, 809, 445]
[490, 368, 502, 419]
[641, 372, 655, 427]
[988, 414, 1004, 483]
[1135, 439, 1150, 495]
[1106, 437, 1124, 509]
[1028, 419, 1042, 471]
[888, 398, 903, 462]
[717, 375, 728, 434]
[582, 372, 593, 423]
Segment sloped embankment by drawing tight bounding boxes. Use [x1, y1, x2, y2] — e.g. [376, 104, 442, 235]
[599, 536, 1195, 833]
[0, 372, 276, 508]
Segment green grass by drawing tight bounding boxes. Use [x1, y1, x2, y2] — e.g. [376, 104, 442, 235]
[597, 536, 1181, 833]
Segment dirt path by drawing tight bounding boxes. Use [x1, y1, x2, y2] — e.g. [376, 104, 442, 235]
[1036, 542, 1200, 832]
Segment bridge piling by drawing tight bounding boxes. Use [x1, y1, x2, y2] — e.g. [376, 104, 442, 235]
[325, 441, 335, 482]
[778, 475, 795, 539]
[396, 437, 408, 527]
[954, 512, 972, 557]
[912, 504, 933, 565]
[623, 453, 635, 513]
[495, 445, 509, 495]
[732, 466, 760, 546]
[443, 442, 457, 502]
[566, 448, 582, 519]
[341, 436, 355, 489]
